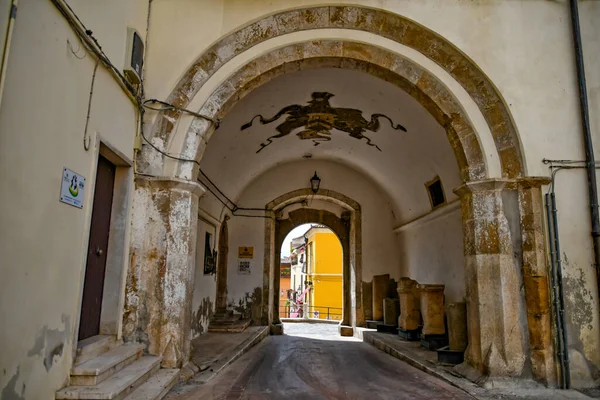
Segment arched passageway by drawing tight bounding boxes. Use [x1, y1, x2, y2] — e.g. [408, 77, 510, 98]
[128, 5, 554, 388]
[267, 190, 361, 334]
[278, 224, 345, 322]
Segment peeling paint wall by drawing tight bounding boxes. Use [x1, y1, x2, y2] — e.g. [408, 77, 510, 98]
[0, 1, 147, 398]
[191, 219, 217, 338]
[124, 178, 202, 368]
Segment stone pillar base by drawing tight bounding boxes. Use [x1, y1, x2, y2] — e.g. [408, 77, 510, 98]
[339, 325, 354, 336]
[270, 323, 284, 335]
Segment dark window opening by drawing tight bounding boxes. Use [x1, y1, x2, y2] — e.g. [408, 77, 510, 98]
[204, 232, 216, 275]
[426, 177, 446, 209]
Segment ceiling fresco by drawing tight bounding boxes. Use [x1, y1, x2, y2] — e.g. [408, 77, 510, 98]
[241, 92, 407, 153]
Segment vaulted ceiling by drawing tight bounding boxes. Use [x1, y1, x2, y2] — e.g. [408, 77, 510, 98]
[199, 67, 461, 222]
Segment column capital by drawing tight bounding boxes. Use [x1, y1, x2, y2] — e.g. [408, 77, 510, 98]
[453, 178, 513, 197]
[516, 176, 551, 189]
[135, 174, 206, 198]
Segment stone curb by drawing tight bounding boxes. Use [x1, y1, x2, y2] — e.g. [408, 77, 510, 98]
[361, 331, 593, 400]
[180, 326, 269, 384]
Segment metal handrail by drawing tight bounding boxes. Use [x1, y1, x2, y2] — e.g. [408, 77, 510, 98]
[280, 304, 343, 320]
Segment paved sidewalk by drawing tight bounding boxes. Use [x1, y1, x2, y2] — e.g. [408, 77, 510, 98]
[362, 330, 592, 400]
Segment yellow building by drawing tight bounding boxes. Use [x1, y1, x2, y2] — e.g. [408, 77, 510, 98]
[305, 226, 343, 320]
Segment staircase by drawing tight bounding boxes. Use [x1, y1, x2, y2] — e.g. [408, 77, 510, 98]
[56, 335, 179, 400]
[208, 310, 251, 333]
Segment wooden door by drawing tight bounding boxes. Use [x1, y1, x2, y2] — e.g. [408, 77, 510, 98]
[78, 155, 115, 340]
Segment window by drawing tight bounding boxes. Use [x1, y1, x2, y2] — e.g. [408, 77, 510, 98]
[425, 176, 446, 209]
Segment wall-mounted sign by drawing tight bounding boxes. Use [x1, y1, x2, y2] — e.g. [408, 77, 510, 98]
[60, 168, 86, 209]
[238, 260, 252, 275]
[238, 246, 254, 259]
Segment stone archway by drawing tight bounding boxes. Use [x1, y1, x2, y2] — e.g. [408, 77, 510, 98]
[141, 6, 524, 181]
[264, 189, 362, 335]
[128, 5, 556, 387]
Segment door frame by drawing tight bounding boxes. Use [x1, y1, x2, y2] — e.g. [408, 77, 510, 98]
[72, 136, 133, 353]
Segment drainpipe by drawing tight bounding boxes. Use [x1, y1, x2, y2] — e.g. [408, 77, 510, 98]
[0, 0, 17, 111]
[546, 192, 571, 388]
[569, 0, 600, 313]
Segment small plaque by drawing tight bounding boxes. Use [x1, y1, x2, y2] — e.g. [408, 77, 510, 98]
[60, 168, 86, 209]
[238, 260, 252, 275]
[238, 246, 254, 259]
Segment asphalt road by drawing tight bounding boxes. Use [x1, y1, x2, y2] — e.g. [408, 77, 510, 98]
[167, 323, 473, 400]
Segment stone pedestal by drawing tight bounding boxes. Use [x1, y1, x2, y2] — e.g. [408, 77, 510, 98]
[372, 274, 390, 321]
[398, 278, 420, 331]
[418, 284, 445, 336]
[383, 298, 399, 326]
[123, 176, 205, 368]
[362, 281, 373, 321]
[446, 302, 468, 351]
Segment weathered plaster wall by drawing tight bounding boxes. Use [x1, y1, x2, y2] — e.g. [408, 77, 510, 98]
[560, 0, 600, 387]
[0, 1, 147, 398]
[191, 219, 216, 338]
[397, 205, 466, 303]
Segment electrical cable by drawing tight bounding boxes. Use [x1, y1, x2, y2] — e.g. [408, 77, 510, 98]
[51, 0, 141, 105]
[83, 59, 99, 151]
[53, 0, 273, 220]
[143, 99, 220, 128]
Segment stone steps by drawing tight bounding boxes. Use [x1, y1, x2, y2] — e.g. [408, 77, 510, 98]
[123, 369, 179, 400]
[208, 319, 251, 333]
[71, 343, 144, 386]
[75, 335, 122, 367]
[56, 355, 162, 400]
[212, 311, 242, 323]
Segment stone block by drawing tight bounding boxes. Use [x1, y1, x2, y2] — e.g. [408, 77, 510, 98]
[524, 275, 549, 314]
[383, 298, 400, 326]
[446, 302, 467, 351]
[339, 325, 354, 336]
[372, 274, 390, 321]
[362, 281, 373, 321]
[419, 284, 445, 336]
[270, 323, 284, 335]
[398, 277, 420, 331]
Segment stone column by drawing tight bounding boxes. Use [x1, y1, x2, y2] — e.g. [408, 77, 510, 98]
[454, 179, 526, 382]
[419, 284, 445, 335]
[372, 274, 390, 321]
[518, 177, 556, 386]
[123, 176, 205, 368]
[398, 278, 420, 331]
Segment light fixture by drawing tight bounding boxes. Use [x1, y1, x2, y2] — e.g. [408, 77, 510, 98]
[310, 171, 321, 193]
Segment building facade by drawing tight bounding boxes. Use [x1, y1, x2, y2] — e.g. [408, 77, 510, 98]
[1, 1, 600, 398]
[305, 226, 343, 320]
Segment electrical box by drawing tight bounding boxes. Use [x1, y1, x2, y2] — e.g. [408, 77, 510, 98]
[124, 28, 143, 85]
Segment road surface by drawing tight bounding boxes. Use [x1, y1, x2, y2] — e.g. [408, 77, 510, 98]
[167, 323, 473, 399]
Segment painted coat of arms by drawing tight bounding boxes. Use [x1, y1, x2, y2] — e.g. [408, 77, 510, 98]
[241, 92, 407, 153]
